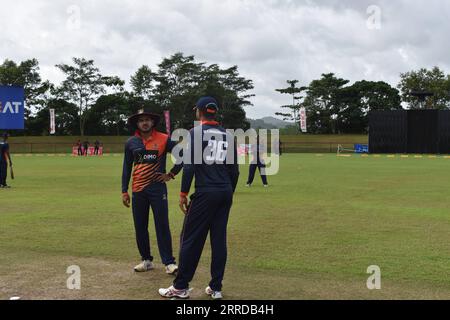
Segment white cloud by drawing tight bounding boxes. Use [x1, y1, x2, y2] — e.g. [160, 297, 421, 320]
[1, 0, 450, 119]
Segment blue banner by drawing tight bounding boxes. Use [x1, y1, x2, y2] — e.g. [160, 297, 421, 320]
[354, 144, 369, 153]
[0, 85, 25, 130]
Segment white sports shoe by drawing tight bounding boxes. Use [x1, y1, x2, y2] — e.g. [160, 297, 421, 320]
[245, 184, 251, 187]
[205, 286, 223, 300]
[134, 260, 154, 272]
[158, 285, 190, 299]
[165, 263, 178, 275]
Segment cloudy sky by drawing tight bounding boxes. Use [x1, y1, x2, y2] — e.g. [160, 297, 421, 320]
[1, 0, 449, 119]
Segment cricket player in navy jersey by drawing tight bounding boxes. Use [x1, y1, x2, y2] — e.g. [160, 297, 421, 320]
[0, 133, 12, 188]
[122, 108, 181, 275]
[246, 134, 268, 187]
[159, 96, 239, 299]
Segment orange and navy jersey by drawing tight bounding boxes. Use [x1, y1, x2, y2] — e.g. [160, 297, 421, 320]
[122, 129, 182, 193]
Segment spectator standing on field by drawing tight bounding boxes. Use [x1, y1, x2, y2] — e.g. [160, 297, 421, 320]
[83, 140, 89, 156]
[76, 140, 83, 156]
[246, 134, 268, 187]
[94, 140, 101, 155]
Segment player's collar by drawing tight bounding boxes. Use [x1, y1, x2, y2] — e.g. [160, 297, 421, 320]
[200, 120, 219, 126]
[134, 128, 156, 141]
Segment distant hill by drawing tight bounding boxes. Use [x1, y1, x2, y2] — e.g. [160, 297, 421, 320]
[247, 116, 294, 129]
[261, 117, 294, 128]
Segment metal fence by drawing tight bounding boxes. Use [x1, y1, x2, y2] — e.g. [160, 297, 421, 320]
[10, 142, 366, 154]
[9, 143, 121, 154]
[279, 142, 366, 153]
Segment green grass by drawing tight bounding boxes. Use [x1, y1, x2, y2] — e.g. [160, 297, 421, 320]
[1, 153, 450, 300]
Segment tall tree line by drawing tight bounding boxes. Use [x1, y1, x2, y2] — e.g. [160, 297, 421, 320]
[0, 53, 254, 135]
[2, 55, 450, 135]
[276, 67, 450, 134]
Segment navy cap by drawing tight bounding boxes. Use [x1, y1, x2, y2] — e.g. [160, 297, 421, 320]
[194, 96, 219, 114]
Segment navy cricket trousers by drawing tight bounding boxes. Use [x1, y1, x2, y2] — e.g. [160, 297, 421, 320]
[246, 162, 268, 185]
[174, 190, 233, 291]
[132, 183, 176, 265]
[0, 160, 7, 186]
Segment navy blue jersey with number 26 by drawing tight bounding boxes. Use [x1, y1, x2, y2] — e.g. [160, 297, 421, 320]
[181, 121, 239, 195]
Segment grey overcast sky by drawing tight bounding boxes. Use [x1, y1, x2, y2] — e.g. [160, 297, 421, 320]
[1, 0, 449, 119]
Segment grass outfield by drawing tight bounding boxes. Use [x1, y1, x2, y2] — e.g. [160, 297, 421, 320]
[1, 153, 450, 300]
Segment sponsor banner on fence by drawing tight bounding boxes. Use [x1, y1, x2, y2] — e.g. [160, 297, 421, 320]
[164, 110, 171, 134]
[0, 85, 25, 130]
[300, 107, 307, 133]
[49, 109, 55, 134]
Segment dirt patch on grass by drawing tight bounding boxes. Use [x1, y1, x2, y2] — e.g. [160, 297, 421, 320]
[2, 253, 450, 300]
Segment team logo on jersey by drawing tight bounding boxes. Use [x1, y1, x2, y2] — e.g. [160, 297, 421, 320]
[135, 149, 158, 164]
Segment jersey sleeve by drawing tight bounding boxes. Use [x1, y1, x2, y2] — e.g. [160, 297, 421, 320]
[180, 130, 195, 195]
[121, 141, 134, 193]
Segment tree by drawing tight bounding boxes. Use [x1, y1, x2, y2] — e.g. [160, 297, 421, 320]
[152, 53, 205, 128]
[1, 53, 253, 136]
[303, 73, 350, 134]
[0, 58, 51, 123]
[86, 92, 130, 136]
[352, 80, 401, 112]
[279, 125, 300, 135]
[335, 81, 401, 133]
[398, 67, 450, 109]
[50, 99, 80, 135]
[26, 99, 79, 135]
[196, 64, 253, 130]
[19, 59, 52, 111]
[130, 65, 154, 100]
[275, 80, 306, 133]
[147, 52, 253, 130]
[0, 59, 22, 84]
[55, 57, 123, 136]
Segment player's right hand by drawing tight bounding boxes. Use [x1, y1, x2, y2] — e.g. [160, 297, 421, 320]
[122, 192, 130, 208]
[179, 194, 188, 214]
